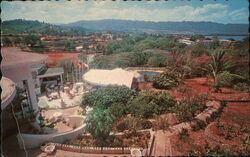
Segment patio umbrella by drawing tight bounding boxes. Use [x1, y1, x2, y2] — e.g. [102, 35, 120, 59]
[38, 98, 49, 109]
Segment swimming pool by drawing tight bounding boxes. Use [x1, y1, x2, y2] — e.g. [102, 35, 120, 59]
[138, 71, 161, 82]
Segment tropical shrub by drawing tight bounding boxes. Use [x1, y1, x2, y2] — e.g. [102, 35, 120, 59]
[179, 128, 189, 140]
[174, 95, 207, 122]
[233, 82, 250, 92]
[154, 115, 169, 131]
[127, 91, 176, 118]
[141, 119, 153, 129]
[90, 55, 116, 69]
[190, 34, 205, 42]
[115, 116, 142, 132]
[106, 37, 136, 54]
[115, 117, 153, 132]
[216, 71, 244, 87]
[134, 37, 159, 51]
[128, 51, 151, 66]
[153, 69, 183, 89]
[190, 54, 210, 77]
[82, 85, 136, 109]
[189, 145, 244, 156]
[192, 43, 208, 56]
[191, 119, 207, 131]
[85, 108, 115, 146]
[109, 102, 128, 119]
[207, 50, 244, 92]
[231, 37, 249, 57]
[113, 53, 132, 67]
[147, 54, 167, 67]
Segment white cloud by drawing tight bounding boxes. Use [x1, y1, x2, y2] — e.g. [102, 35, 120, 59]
[1, 1, 248, 24]
[229, 8, 248, 21]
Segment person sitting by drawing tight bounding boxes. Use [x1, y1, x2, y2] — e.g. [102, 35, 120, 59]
[60, 99, 66, 108]
[45, 91, 53, 101]
[57, 88, 61, 98]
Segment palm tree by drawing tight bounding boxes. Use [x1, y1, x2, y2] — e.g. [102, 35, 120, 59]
[208, 50, 244, 92]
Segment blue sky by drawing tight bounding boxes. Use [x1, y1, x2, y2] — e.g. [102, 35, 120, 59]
[1, 0, 249, 24]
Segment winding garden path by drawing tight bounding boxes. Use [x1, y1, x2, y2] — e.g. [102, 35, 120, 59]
[152, 100, 221, 156]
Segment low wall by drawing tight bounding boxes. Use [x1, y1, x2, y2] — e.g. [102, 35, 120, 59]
[166, 101, 221, 136]
[125, 67, 166, 72]
[44, 130, 154, 155]
[53, 143, 135, 154]
[17, 115, 85, 149]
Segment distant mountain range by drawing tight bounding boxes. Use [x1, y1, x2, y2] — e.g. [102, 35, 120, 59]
[2, 19, 87, 35]
[2, 19, 249, 35]
[65, 19, 248, 35]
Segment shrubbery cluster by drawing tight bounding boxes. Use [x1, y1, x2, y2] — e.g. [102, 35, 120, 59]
[153, 69, 183, 89]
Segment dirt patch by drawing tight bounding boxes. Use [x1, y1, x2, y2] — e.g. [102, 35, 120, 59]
[168, 77, 250, 101]
[167, 77, 250, 156]
[169, 101, 250, 156]
[170, 130, 207, 156]
[220, 103, 250, 126]
[46, 52, 80, 67]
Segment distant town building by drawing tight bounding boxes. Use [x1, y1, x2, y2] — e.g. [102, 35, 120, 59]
[75, 45, 83, 51]
[177, 38, 194, 45]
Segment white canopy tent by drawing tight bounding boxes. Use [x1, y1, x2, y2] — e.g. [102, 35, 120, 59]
[83, 68, 138, 88]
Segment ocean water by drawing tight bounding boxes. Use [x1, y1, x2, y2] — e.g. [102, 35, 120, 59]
[205, 35, 248, 41]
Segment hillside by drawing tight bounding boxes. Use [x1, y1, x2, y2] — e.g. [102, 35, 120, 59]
[2, 19, 87, 36]
[65, 19, 248, 35]
[2, 19, 248, 35]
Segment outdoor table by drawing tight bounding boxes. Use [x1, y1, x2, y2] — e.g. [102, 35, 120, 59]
[64, 87, 70, 92]
[66, 82, 71, 86]
[75, 82, 84, 86]
[64, 86, 69, 90]
[53, 112, 63, 118]
[50, 92, 59, 99]
[50, 84, 55, 89]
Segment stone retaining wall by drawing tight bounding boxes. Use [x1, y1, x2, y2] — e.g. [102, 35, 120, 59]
[125, 67, 166, 72]
[52, 143, 140, 154]
[46, 129, 155, 156]
[167, 101, 221, 136]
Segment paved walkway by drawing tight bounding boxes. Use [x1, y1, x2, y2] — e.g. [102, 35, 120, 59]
[152, 130, 174, 156]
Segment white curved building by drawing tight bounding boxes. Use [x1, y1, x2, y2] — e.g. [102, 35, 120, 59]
[1, 77, 16, 110]
[1, 47, 47, 112]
